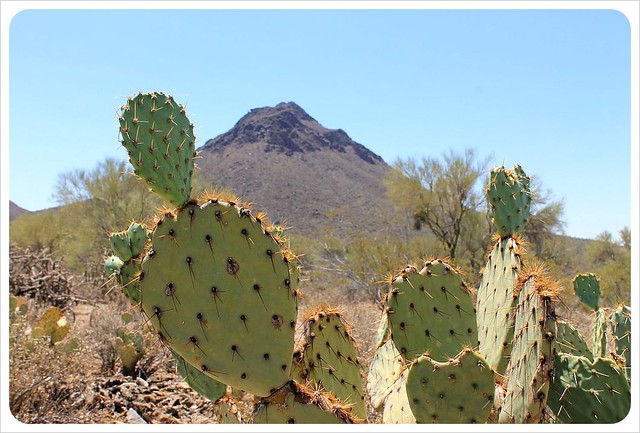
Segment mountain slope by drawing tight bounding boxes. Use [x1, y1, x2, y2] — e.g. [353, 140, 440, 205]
[197, 102, 394, 236]
[9, 201, 31, 222]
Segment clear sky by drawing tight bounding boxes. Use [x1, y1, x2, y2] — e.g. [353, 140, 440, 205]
[3, 3, 637, 241]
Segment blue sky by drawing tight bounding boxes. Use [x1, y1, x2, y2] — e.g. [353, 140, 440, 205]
[4, 4, 636, 240]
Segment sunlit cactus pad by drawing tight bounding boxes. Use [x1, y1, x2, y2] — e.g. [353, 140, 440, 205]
[118, 91, 196, 207]
[253, 380, 358, 423]
[297, 307, 366, 420]
[366, 339, 404, 411]
[486, 164, 531, 237]
[382, 369, 416, 424]
[385, 259, 477, 362]
[139, 198, 300, 396]
[406, 348, 495, 423]
[498, 271, 557, 423]
[476, 236, 523, 374]
[547, 353, 631, 423]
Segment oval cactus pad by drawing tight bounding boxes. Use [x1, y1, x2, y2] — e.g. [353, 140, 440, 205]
[486, 164, 531, 237]
[118, 92, 196, 207]
[139, 199, 300, 396]
[385, 259, 477, 362]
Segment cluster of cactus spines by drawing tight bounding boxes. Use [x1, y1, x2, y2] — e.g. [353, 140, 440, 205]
[174, 352, 227, 402]
[547, 353, 631, 423]
[406, 348, 495, 423]
[609, 304, 631, 380]
[498, 270, 558, 423]
[554, 320, 593, 361]
[485, 164, 532, 237]
[476, 235, 523, 374]
[118, 91, 196, 207]
[384, 259, 477, 362]
[293, 306, 366, 420]
[139, 198, 300, 397]
[252, 380, 358, 423]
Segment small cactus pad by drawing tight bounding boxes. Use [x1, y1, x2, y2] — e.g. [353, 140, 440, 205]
[139, 198, 300, 397]
[109, 231, 133, 262]
[32, 306, 70, 345]
[297, 307, 366, 420]
[609, 304, 631, 379]
[174, 352, 226, 403]
[592, 308, 608, 358]
[118, 92, 196, 207]
[476, 236, 523, 374]
[105, 255, 124, 277]
[127, 222, 149, 258]
[547, 353, 631, 423]
[573, 273, 600, 311]
[486, 164, 531, 237]
[366, 339, 404, 411]
[385, 259, 477, 362]
[406, 348, 495, 423]
[381, 369, 416, 423]
[498, 272, 557, 423]
[253, 380, 357, 423]
[118, 261, 142, 305]
[554, 320, 593, 361]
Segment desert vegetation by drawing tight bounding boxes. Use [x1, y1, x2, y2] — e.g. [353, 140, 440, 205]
[8, 91, 630, 424]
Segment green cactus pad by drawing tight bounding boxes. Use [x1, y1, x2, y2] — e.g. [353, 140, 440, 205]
[174, 353, 227, 403]
[253, 380, 357, 423]
[554, 320, 593, 361]
[366, 339, 404, 411]
[381, 369, 416, 423]
[592, 308, 608, 358]
[498, 272, 557, 423]
[476, 236, 523, 374]
[109, 231, 133, 262]
[486, 164, 531, 237]
[547, 353, 631, 423]
[385, 259, 477, 362]
[406, 348, 495, 423]
[119, 261, 142, 305]
[609, 304, 631, 379]
[127, 222, 149, 258]
[139, 198, 300, 397]
[296, 307, 366, 420]
[105, 255, 124, 278]
[118, 92, 196, 207]
[573, 273, 600, 311]
[374, 309, 390, 347]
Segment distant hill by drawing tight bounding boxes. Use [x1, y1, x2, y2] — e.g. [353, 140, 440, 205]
[197, 102, 396, 237]
[9, 201, 31, 222]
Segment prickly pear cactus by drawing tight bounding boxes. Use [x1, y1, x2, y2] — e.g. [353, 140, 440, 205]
[573, 273, 600, 311]
[105, 222, 149, 305]
[114, 327, 144, 375]
[554, 320, 593, 361]
[296, 307, 366, 420]
[609, 304, 631, 380]
[32, 306, 70, 345]
[476, 236, 524, 374]
[592, 307, 608, 358]
[547, 353, 631, 423]
[366, 339, 404, 411]
[253, 380, 357, 423]
[385, 259, 477, 362]
[406, 348, 495, 423]
[139, 198, 300, 397]
[498, 271, 557, 423]
[485, 164, 531, 237]
[118, 91, 196, 207]
[381, 369, 416, 424]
